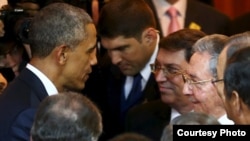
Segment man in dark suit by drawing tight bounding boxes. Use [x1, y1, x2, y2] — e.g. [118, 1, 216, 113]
[144, 0, 230, 37]
[125, 29, 206, 141]
[0, 3, 97, 141]
[96, 0, 161, 140]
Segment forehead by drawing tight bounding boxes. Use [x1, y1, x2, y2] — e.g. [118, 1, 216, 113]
[101, 36, 137, 49]
[188, 52, 211, 77]
[86, 24, 97, 40]
[157, 48, 187, 66]
[82, 24, 97, 48]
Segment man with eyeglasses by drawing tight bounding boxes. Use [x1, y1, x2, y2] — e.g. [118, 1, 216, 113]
[182, 34, 234, 124]
[125, 29, 206, 141]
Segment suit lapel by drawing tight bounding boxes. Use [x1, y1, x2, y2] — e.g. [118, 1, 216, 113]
[18, 68, 48, 101]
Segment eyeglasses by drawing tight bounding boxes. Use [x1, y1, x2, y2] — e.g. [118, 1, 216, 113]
[150, 64, 183, 78]
[182, 74, 224, 89]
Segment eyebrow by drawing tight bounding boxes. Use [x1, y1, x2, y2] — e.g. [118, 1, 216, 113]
[188, 73, 199, 80]
[112, 44, 129, 51]
[87, 45, 96, 53]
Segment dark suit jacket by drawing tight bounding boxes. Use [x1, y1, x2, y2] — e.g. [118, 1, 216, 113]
[229, 12, 250, 35]
[91, 65, 160, 141]
[125, 100, 171, 141]
[145, 0, 230, 36]
[0, 68, 48, 141]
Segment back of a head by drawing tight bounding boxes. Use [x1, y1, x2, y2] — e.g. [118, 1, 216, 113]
[109, 132, 153, 141]
[225, 31, 250, 60]
[159, 29, 206, 62]
[224, 47, 250, 108]
[31, 91, 102, 141]
[28, 2, 93, 58]
[171, 112, 220, 125]
[98, 0, 156, 40]
[160, 112, 220, 141]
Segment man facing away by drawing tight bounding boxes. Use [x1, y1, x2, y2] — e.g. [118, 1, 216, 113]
[30, 91, 103, 141]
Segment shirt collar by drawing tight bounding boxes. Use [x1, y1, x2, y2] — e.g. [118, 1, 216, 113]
[26, 63, 58, 96]
[152, 0, 187, 18]
[218, 114, 234, 125]
[140, 34, 159, 81]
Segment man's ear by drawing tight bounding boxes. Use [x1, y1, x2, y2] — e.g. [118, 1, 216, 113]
[54, 45, 70, 65]
[230, 90, 241, 114]
[142, 28, 158, 45]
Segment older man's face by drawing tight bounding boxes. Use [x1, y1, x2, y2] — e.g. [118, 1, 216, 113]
[183, 52, 224, 117]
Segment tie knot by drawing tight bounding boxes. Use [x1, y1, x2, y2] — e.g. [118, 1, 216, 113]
[167, 7, 178, 18]
[133, 73, 142, 81]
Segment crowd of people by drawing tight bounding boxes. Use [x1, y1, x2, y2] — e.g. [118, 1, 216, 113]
[0, 0, 250, 141]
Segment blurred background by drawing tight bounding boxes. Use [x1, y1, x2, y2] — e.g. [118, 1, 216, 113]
[1, 0, 250, 20]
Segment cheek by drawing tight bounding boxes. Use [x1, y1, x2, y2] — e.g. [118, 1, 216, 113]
[224, 100, 234, 118]
[218, 83, 226, 100]
[193, 87, 210, 101]
[161, 94, 176, 103]
[170, 76, 184, 90]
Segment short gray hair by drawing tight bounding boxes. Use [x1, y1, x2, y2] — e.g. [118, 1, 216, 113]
[29, 2, 93, 58]
[193, 34, 228, 78]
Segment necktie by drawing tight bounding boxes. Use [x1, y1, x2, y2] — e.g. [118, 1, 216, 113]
[167, 7, 180, 34]
[92, 0, 99, 26]
[120, 73, 142, 122]
[128, 73, 142, 101]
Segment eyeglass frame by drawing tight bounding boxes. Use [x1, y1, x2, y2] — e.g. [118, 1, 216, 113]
[150, 63, 184, 78]
[182, 74, 224, 89]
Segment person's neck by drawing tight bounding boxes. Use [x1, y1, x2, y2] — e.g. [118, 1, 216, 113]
[211, 108, 227, 119]
[172, 101, 193, 114]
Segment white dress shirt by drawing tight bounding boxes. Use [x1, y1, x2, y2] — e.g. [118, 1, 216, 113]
[26, 63, 58, 96]
[152, 0, 187, 36]
[124, 34, 160, 99]
[218, 114, 234, 125]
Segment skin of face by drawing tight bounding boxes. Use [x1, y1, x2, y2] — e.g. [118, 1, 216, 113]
[0, 42, 24, 77]
[216, 46, 228, 101]
[155, 48, 193, 110]
[60, 24, 97, 91]
[216, 46, 235, 120]
[183, 52, 224, 118]
[101, 31, 154, 76]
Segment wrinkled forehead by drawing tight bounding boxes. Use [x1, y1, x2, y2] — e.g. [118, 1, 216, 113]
[157, 49, 187, 67]
[188, 52, 211, 77]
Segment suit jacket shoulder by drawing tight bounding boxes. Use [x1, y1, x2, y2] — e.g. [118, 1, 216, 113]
[186, 0, 231, 35]
[0, 68, 48, 141]
[125, 100, 171, 141]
